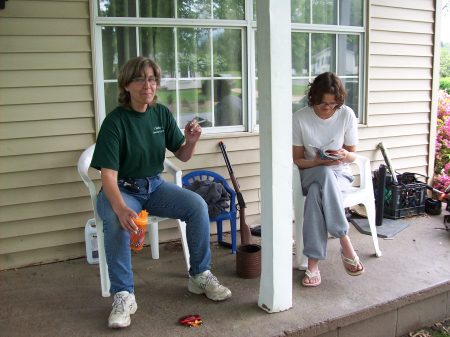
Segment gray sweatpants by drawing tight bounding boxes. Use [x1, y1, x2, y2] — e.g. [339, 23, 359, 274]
[300, 166, 354, 260]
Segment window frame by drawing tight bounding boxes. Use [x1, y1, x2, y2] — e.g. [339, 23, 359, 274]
[90, 0, 255, 134]
[290, 1, 367, 123]
[90, 1, 367, 135]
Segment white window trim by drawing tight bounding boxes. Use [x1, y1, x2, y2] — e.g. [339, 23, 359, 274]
[90, 0, 256, 134]
[89, 1, 367, 133]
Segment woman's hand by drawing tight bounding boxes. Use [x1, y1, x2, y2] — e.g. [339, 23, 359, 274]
[293, 145, 340, 168]
[316, 151, 340, 166]
[321, 148, 357, 164]
[326, 149, 347, 162]
[184, 119, 202, 144]
[115, 205, 139, 234]
[175, 119, 202, 162]
[101, 168, 138, 233]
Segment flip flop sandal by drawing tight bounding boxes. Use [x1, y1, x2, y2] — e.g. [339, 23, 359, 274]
[302, 269, 321, 287]
[341, 253, 364, 276]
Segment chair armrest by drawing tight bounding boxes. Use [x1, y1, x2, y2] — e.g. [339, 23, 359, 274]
[77, 144, 98, 206]
[353, 154, 372, 191]
[292, 163, 303, 198]
[164, 158, 182, 187]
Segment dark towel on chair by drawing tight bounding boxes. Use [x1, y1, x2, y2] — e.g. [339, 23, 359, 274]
[186, 180, 230, 217]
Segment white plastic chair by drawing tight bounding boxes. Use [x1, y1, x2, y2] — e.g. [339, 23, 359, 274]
[292, 154, 382, 270]
[78, 144, 190, 297]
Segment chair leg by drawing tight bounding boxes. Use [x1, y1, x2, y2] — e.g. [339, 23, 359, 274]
[177, 220, 191, 274]
[363, 201, 382, 257]
[293, 194, 308, 270]
[149, 220, 159, 260]
[294, 219, 308, 270]
[216, 220, 223, 243]
[96, 219, 111, 297]
[231, 214, 237, 254]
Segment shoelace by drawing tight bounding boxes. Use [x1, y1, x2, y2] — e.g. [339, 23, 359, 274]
[203, 272, 220, 288]
[111, 295, 126, 314]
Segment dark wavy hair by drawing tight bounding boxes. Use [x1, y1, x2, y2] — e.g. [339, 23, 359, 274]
[307, 72, 346, 109]
[117, 56, 161, 108]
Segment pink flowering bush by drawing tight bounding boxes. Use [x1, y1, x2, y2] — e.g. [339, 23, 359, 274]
[433, 90, 450, 191]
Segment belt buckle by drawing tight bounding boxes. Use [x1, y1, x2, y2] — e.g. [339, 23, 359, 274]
[123, 178, 140, 193]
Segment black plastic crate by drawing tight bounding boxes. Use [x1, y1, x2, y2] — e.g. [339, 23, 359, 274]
[383, 173, 427, 219]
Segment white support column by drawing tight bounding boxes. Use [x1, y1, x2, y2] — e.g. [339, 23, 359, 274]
[256, 0, 293, 313]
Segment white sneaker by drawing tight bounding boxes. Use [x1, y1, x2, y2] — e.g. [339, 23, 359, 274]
[188, 270, 232, 301]
[108, 291, 137, 329]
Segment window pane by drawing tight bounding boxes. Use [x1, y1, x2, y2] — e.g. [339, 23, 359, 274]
[102, 27, 137, 80]
[140, 0, 175, 18]
[213, 0, 244, 20]
[158, 79, 178, 116]
[179, 79, 213, 127]
[214, 79, 243, 126]
[311, 33, 335, 75]
[292, 32, 309, 76]
[178, 28, 211, 78]
[312, 0, 336, 25]
[140, 27, 176, 78]
[291, 0, 310, 23]
[342, 78, 359, 117]
[177, 0, 211, 19]
[98, 0, 137, 17]
[253, 1, 256, 21]
[213, 29, 242, 76]
[339, 0, 363, 26]
[104, 82, 118, 114]
[337, 34, 359, 76]
[292, 79, 309, 113]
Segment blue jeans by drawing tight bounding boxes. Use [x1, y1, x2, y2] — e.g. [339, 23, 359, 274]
[97, 176, 211, 294]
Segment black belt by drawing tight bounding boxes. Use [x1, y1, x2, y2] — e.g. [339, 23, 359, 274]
[119, 178, 149, 193]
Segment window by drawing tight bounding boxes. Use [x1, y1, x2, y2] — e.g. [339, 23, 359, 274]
[93, 0, 366, 132]
[290, 0, 365, 119]
[95, 0, 246, 132]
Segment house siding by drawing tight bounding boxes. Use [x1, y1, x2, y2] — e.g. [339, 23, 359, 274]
[366, 0, 436, 178]
[0, 0, 438, 269]
[0, 0, 95, 269]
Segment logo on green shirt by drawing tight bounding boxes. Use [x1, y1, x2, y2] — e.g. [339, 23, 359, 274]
[153, 126, 164, 134]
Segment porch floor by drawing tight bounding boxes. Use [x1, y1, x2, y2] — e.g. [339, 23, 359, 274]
[2, 212, 450, 337]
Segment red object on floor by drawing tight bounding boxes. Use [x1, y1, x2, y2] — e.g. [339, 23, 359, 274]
[178, 314, 203, 327]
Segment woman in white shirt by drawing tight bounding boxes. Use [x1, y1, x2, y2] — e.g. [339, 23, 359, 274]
[292, 72, 364, 287]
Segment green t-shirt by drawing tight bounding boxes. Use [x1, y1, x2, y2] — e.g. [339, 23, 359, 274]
[91, 104, 185, 179]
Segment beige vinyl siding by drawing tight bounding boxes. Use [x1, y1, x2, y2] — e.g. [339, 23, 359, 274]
[0, 0, 95, 270]
[0, 0, 438, 270]
[366, 0, 436, 179]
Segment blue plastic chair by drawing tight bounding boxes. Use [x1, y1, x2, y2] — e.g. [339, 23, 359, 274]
[182, 170, 237, 254]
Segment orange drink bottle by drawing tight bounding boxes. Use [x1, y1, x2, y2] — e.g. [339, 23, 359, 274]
[130, 210, 148, 252]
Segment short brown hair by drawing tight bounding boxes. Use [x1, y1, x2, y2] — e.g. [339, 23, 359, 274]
[117, 57, 162, 108]
[307, 72, 346, 109]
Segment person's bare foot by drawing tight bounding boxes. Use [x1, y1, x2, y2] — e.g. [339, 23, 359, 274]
[340, 236, 364, 274]
[302, 269, 321, 287]
[302, 259, 321, 286]
[341, 253, 364, 276]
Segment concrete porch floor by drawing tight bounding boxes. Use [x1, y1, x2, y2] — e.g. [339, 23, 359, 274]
[1, 212, 450, 337]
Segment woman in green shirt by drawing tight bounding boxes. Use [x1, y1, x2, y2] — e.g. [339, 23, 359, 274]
[91, 57, 231, 329]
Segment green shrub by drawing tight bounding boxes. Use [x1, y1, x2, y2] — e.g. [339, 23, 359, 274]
[433, 91, 450, 191]
[440, 77, 450, 93]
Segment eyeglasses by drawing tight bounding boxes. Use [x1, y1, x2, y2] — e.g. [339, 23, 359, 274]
[132, 76, 158, 85]
[317, 102, 338, 109]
